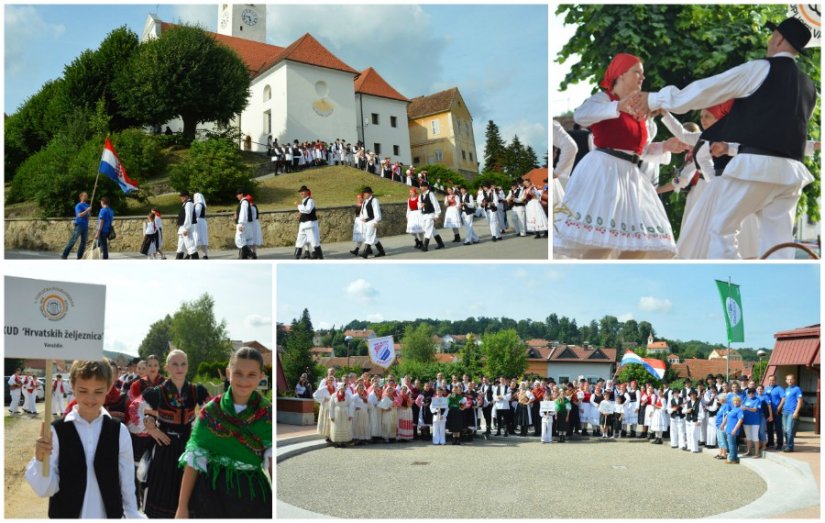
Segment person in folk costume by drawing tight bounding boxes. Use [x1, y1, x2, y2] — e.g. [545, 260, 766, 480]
[367, 379, 384, 443]
[328, 383, 355, 448]
[539, 386, 554, 443]
[313, 378, 335, 442]
[140, 349, 210, 518]
[456, 186, 480, 245]
[695, 383, 708, 446]
[555, 54, 683, 259]
[614, 394, 627, 438]
[404, 187, 425, 249]
[140, 212, 159, 259]
[702, 384, 720, 448]
[409, 379, 422, 439]
[127, 354, 163, 505]
[461, 385, 477, 441]
[588, 384, 604, 437]
[350, 383, 371, 445]
[357, 187, 386, 258]
[553, 120, 578, 203]
[397, 385, 414, 441]
[416, 182, 447, 251]
[511, 382, 530, 437]
[575, 379, 591, 436]
[51, 374, 68, 418]
[295, 185, 324, 260]
[507, 180, 528, 237]
[175, 190, 200, 259]
[623, 380, 640, 437]
[525, 180, 549, 239]
[668, 388, 687, 450]
[379, 381, 400, 443]
[445, 386, 466, 445]
[350, 192, 365, 255]
[192, 192, 209, 259]
[597, 390, 615, 438]
[150, 208, 167, 259]
[649, 387, 667, 444]
[405, 166, 415, 186]
[442, 186, 463, 243]
[638, 383, 655, 440]
[416, 381, 434, 440]
[479, 182, 503, 242]
[495, 186, 507, 234]
[684, 389, 702, 453]
[248, 195, 263, 259]
[8, 368, 23, 415]
[631, 18, 816, 259]
[235, 189, 256, 259]
[430, 388, 448, 445]
[530, 381, 545, 436]
[22, 372, 38, 414]
[555, 386, 572, 443]
[174, 348, 271, 519]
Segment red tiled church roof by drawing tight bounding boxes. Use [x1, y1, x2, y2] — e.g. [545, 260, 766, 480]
[261, 33, 357, 76]
[355, 67, 408, 102]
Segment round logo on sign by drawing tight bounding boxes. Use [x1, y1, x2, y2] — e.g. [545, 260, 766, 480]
[725, 297, 741, 327]
[40, 292, 69, 321]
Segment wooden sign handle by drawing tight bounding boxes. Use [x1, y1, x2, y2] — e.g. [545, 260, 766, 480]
[41, 360, 53, 476]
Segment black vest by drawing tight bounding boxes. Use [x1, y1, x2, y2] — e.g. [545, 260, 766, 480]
[299, 197, 318, 222]
[420, 192, 435, 214]
[362, 198, 376, 222]
[48, 417, 123, 518]
[512, 188, 525, 206]
[461, 193, 473, 214]
[177, 200, 197, 226]
[197, 202, 206, 218]
[670, 398, 685, 419]
[235, 200, 252, 223]
[685, 399, 700, 422]
[700, 57, 816, 161]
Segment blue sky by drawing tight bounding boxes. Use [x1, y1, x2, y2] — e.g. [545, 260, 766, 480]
[278, 263, 820, 350]
[5, 3, 548, 161]
[5, 263, 273, 356]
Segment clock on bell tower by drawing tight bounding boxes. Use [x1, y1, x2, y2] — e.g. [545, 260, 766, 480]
[217, 4, 266, 43]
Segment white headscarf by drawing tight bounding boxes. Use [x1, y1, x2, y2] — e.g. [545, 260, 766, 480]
[193, 192, 206, 208]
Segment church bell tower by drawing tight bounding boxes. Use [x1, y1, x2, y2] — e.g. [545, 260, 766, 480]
[217, 4, 266, 43]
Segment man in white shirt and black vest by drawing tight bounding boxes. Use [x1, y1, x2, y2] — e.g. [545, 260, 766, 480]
[235, 189, 255, 259]
[357, 187, 386, 258]
[507, 181, 528, 237]
[175, 190, 199, 259]
[418, 182, 446, 251]
[295, 185, 323, 259]
[630, 17, 816, 259]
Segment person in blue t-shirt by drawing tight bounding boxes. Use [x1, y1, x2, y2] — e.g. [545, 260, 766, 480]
[725, 381, 745, 406]
[714, 394, 730, 460]
[756, 384, 773, 456]
[95, 196, 115, 260]
[777, 374, 804, 452]
[60, 191, 92, 259]
[722, 395, 744, 463]
[741, 388, 762, 458]
[764, 374, 785, 449]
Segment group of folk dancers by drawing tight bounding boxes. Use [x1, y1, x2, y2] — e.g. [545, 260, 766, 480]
[23, 349, 272, 518]
[312, 370, 802, 462]
[553, 17, 817, 259]
[7, 368, 40, 415]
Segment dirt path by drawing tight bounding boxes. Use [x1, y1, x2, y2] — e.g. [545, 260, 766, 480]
[4, 408, 50, 518]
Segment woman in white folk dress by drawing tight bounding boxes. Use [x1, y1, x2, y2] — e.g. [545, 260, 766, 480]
[328, 383, 354, 447]
[313, 380, 334, 441]
[193, 192, 209, 259]
[524, 180, 549, 238]
[443, 187, 463, 243]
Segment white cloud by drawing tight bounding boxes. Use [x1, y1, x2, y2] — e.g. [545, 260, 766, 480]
[5, 6, 65, 77]
[638, 296, 673, 313]
[244, 314, 272, 328]
[617, 312, 634, 322]
[346, 279, 378, 304]
[367, 313, 384, 322]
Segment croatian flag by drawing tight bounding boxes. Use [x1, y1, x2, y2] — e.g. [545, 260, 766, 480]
[99, 137, 138, 193]
[619, 350, 666, 380]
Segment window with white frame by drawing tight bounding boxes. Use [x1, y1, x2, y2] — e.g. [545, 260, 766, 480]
[431, 119, 440, 135]
[263, 85, 271, 102]
[263, 110, 271, 134]
[434, 149, 443, 162]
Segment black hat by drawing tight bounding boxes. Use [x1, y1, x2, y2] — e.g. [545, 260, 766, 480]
[235, 188, 245, 195]
[767, 17, 811, 53]
[362, 186, 373, 194]
[298, 185, 310, 192]
[179, 190, 190, 197]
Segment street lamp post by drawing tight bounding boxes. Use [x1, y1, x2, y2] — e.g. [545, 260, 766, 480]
[345, 335, 353, 369]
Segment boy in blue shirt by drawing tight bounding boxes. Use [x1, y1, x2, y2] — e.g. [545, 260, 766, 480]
[778, 374, 804, 452]
[95, 197, 115, 260]
[61, 192, 91, 259]
[764, 374, 784, 449]
[722, 395, 744, 464]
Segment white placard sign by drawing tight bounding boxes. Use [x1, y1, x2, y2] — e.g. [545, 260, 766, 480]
[540, 400, 556, 414]
[5, 276, 106, 360]
[368, 335, 396, 369]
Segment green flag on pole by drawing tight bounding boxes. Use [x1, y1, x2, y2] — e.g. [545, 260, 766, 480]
[715, 280, 744, 343]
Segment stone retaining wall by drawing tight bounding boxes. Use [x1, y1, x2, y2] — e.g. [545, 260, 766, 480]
[4, 202, 409, 251]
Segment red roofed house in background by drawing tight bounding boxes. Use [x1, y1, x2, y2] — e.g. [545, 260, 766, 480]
[762, 324, 820, 433]
[522, 167, 549, 188]
[541, 345, 617, 384]
[142, 5, 412, 164]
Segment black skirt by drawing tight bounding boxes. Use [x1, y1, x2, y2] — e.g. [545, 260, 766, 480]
[144, 430, 190, 518]
[515, 404, 531, 427]
[463, 407, 476, 429]
[189, 467, 271, 519]
[447, 407, 464, 433]
[131, 433, 156, 464]
[411, 404, 421, 427]
[140, 233, 158, 255]
[421, 402, 434, 425]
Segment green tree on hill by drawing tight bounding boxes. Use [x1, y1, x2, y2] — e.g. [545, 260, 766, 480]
[115, 25, 251, 141]
[169, 294, 232, 379]
[138, 314, 174, 362]
[483, 120, 506, 173]
[482, 329, 526, 378]
[401, 323, 436, 363]
[281, 309, 317, 389]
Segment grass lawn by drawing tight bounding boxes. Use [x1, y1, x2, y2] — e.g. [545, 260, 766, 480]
[6, 165, 412, 218]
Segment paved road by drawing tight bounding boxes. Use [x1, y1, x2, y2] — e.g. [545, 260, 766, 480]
[6, 229, 548, 260]
[277, 436, 765, 518]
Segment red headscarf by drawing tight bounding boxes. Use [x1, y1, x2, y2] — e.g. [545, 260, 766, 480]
[600, 53, 642, 90]
[706, 99, 734, 121]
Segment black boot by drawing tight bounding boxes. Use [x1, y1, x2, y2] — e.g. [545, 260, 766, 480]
[301, 249, 311, 259]
[359, 245, 373, 258]
[313, 246, 324, 260]
[175, 252, 185, 260]
[293, 248, 302, 260]
[190, 252, 199, 259]
[350, 246, 360, 256]
[453, 233, 461, 243]
[435, 235, 445, 249]
[422, 239, 429, 252]
[414, 238, 422, 249]
[374, 242, 386, 257]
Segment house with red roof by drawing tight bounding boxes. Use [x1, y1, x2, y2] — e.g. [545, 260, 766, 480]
[527, 344, 617, 384]
[762, 324, 820, 432]
[142, 5, 412, 164]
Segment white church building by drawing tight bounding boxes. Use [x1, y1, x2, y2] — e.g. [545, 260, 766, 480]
[142, 4, 412, 165]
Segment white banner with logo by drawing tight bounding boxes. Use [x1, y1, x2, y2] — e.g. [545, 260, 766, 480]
[789, 4, 821, 47]
[4, 276, 106, 360]
[368, 335, 396, 369]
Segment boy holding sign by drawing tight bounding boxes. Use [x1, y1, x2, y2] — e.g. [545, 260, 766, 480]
[24, 359, 143, 518]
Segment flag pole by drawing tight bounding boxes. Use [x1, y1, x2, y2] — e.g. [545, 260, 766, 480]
[726, 276, 731, 383]
[85, 138, 105, 253]
[41, 359, 53, 475]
